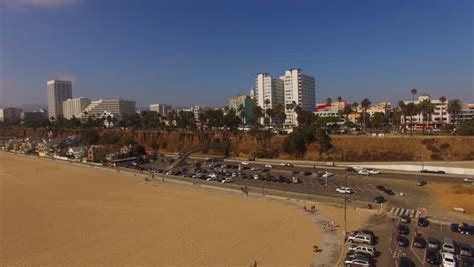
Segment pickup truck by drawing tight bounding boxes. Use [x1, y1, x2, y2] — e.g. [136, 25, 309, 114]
[450, 223, 474, 235]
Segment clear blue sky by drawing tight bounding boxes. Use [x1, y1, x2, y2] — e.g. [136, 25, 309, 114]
[1, 0, 473, 108]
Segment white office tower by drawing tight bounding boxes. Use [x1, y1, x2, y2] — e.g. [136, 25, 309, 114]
[150, 104, 173, 116]
[47, 80, 72, 120]
[63, 97, 91, 119]
[82, 99, 136, 118]
[281, 69, 315, 126]
[255, 73, 284, 111]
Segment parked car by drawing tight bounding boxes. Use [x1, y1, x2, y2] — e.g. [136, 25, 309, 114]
[459, 243, 473, 257]
[428, 238, 441, 250]
[441, 252, 456, 267]
[442, 238, 457, 254]
[373, 196, 386, 203]
[241, 161, 249, 165]
[253, 174, 260, 180]
[413, 236, 426, 248]
[336, 187, 353, 194]
[400, 215, 411, 224]
[358, 170, 371, 176]
[347, 244, 376, 257]
[347, 233, 374, 245]
[322, 171, 334, 178]
[399, 257, 415, 267]
[303, 171, 312, 176]
[344, 253, 372, 267]
[426, 249, 441, 265]
[398, 225, 409, 235]
[463, 178, 474, 183]
[450, 223, 474, 235]
[417, 217, 429, 227]
[221, 177, 233, 183]
[345, 167, 357, 172]
[397, 235, 409, 247]
[283, 163, 293, 167]
[264, 164, 273, 168]
[384, 189, 396, 196]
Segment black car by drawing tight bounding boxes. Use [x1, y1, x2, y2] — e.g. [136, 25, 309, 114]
[413, 236, 426, 248]
[384, 189, 396, 196]
[417, 217, 429, 227]
[346, 167, 356, 172]
[426, 249, 441, 265]
[303, 171, 312, 176]
[400, 215, 411, 224]
[398, 225, 409, 235]
[292, 170, 300, 174]
[397, 235, 409, 247]
[376, 185, 386, 191]
[399, 257, 415, 267]
[373, 196, 386, 203]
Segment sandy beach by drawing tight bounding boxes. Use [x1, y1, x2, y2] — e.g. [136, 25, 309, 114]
[0, 153, 321, 266]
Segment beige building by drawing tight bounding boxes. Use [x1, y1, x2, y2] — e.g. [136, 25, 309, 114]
[63, 97, 91, 119]
[150, 104, 172, 116]
[47, 80, 72, 120]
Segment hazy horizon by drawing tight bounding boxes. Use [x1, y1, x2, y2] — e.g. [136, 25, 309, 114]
[1, 0, 473, 108]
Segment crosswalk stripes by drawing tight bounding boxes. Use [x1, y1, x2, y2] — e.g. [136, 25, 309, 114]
[387, 206, 418, 218]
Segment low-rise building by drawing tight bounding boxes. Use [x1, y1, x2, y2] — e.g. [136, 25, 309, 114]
[401, 94, 451, 127]
[229, 95, 256, 125]
[0, 107, 23, 123]
[458, 103, 474, 122]
[21, 110, 47, 120]
[150, 103, 173, 117]
[63, 97, 91, 119]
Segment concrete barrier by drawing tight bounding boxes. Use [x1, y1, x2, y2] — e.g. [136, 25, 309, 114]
[354, 164, 474, 176]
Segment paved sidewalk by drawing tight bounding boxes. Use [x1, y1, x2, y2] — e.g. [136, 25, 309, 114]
[307, 209, 343, 267]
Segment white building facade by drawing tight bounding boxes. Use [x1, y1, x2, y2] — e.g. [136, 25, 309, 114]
[255, 73, 284, 111]
[281, 69, 315, 126]
[47, 80, 72, 120]
[401, 94, 451, 127]
[82, 99, 136, 118]
[63, 97, 91, 119]
[150, 104, 173, 117]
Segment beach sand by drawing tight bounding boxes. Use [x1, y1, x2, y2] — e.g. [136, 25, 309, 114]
[0, 154, 320, 266]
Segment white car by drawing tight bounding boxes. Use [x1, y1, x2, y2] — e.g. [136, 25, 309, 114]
[221, 177, 233, 183]
[336, 187, 353, 194]
[253, 174, 260, 180]
[464, 178, 474, 183]
[358, 170, 371, 176]
[344, 254, 371, 266]
[322, 172, 334, 178]
[366, 169, 380, 175]
[241, 161, 249, 165]
[264, 164, 273, 168]
[281, 163, 294, 167]
[441, 252, 456, 267]
[251, 167, 260, 171]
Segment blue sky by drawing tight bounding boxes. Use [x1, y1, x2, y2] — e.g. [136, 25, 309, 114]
[1, 0, 473, 108]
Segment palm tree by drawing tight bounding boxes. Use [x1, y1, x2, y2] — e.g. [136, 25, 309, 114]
[410, 88, 417, 134]
[360, 98, 371, 130]
[336, 96, 343, 103]
[438, 96, 447, 128]
[252, 105, 264, 128]
[447, 99, 462, 125]
[326, 98, 332, 105]
[418, 99, 434, 133]
[398, 101, 407, 133]
[237, 104, 245, 128]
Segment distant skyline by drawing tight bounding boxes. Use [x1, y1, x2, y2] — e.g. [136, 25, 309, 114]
[1, 0, 473, 108]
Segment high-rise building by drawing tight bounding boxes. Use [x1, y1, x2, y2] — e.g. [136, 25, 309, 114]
[82, 99, 136, 118]
[47, 80, 72, 120]
[280, 69, 315, 126]
[229, 95, 256, 125]
[63, 97, 91, 119]
[0, 107, 23, 122]
[255, 73, 284, 111]
[149, 104, 173, 117]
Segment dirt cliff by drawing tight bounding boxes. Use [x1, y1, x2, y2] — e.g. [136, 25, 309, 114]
[1, 128, 473, 162]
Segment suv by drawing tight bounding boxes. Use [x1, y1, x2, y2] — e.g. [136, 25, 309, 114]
[344, 253, 372, 266]
[348, 244, 376, 257]
[442, 238, 457, 254]
[347, 233, 374, 245]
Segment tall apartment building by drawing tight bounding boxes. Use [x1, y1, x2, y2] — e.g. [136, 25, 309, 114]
[280, 69, 315, 126]
[255, 73, 284, 111]
[82, 99, 136, 118]
[47, 80, 72, 120]
[63, 97, 91, 119]
[149, 103, 173, 117]
[0, 107, 23, 122]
